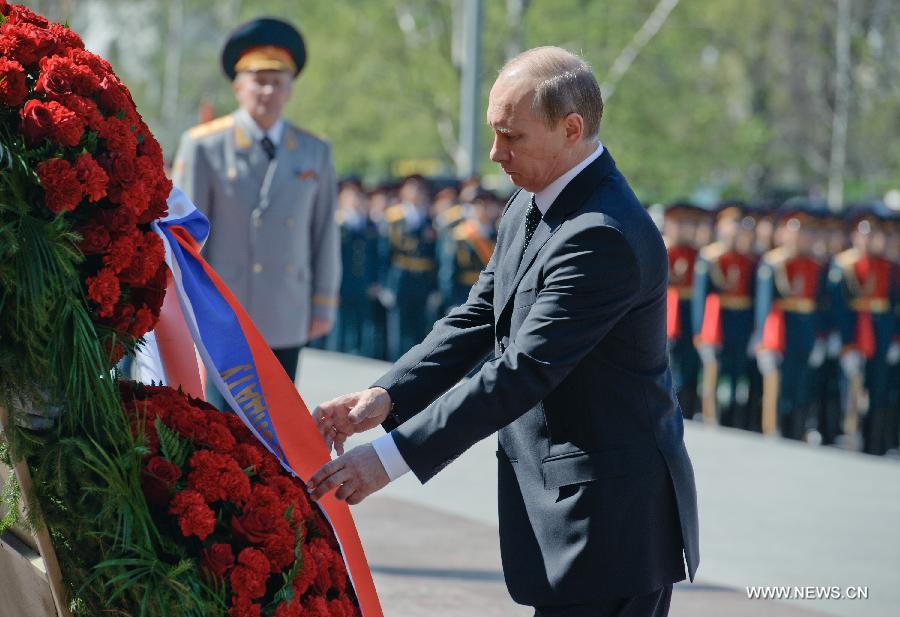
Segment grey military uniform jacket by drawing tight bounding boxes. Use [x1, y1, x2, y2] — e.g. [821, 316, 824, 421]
[172, 110, 340, 348]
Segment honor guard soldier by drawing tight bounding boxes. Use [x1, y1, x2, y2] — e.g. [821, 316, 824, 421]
[330, 177, 379, 356]
[172, 17, 340, 405]
[692, 203, 758, 428]
[811, 207, 849, 445]
[380, 175, 439, 360]
[438, 189, 499, 312]
[754, 202, 829, 440]
[830, 206, 899, 454]
[663, 202, 707, 419]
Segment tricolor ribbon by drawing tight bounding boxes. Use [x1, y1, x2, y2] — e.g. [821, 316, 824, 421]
[149, 188, 382, 616]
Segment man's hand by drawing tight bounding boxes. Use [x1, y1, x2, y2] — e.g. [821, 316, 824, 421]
[307, 444, 389, 505]
[312, 387, 392, 454]
[308, 317, 333, 341]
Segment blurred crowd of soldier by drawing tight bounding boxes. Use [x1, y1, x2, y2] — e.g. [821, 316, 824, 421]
[311, 175, 501, 364]
[662, 198, 899, 457]
[319, 181, 900, 458]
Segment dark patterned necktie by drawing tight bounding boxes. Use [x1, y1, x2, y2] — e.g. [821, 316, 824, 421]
[522, 195, 542, 253]
[260, 136, 277, 160]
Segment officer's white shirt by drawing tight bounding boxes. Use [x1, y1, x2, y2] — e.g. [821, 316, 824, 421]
[237, 108, 285, 147]
[372, 141, 605, 481]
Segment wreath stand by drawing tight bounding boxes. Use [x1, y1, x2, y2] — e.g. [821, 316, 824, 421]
[0, 403, 72, 617]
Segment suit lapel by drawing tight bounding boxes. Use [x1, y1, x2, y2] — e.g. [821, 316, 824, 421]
[498, 150, 616, 316]
[495, 191, 530, 306]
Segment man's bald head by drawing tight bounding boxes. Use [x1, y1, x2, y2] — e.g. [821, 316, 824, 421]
[498, 47, 603, 141]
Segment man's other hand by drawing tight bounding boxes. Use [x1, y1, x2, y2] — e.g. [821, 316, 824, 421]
[308, 444, 389, 505]
[312, 387, 392, 454]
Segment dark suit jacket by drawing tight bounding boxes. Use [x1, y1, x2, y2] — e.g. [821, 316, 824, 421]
[372, 149, 700, 607]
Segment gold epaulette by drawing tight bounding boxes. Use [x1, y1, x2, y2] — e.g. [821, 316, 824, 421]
[187, 115, 235, 139]
[385, 205, 406, 223]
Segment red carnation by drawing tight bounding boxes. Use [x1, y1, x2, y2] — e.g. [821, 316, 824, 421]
[202, 422, 237, 453]
[48, 101, 84, 147]
[61, 94, 104, 130]
[273, 601, 302, 617]
[291, 543, 317, 597]
[141, 455, 179, 510]
[35, 54, 78, 98]
[119, 232, 165, 286]
[20, 99, 55, 146]
[96, 74, 130, 114]
[35, 158, 81, 214]
[231, 443, 264, 471]
[5, 4, 51, 28]
[98, 117, 138, 157]
[21, 99, 83, 147]
[73, 153, 109, 203]
[327, 597, 358, 617]
[129, 305, 157, 338]
[200, 543, 235, 579]
[146, 456, 181, 485]
[0, 23, 56, 67]
[231, 484, 290, 544]
[300, 597, 330, 617]
[0, 57, 27, 107]
[103, 231, 137, 274]
[85, 268, 120, 317]
[119, 181, 150, 216]
[75, 223, 110, 255]
[229, 548, 270, 599]
[228, 596, 261, 617]
[187, 449, 251, 505]
[261, 532, 295, 573]
[48, 23, 84, 50]
[67, 47, 113, 77]
[168, 489, 216, 540]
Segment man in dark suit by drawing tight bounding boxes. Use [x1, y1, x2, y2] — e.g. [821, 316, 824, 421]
[309, 47, 699, 617]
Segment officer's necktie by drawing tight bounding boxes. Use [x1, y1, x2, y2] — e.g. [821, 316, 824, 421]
[522, 195, 542, 254]
[260, 136, 277, 161]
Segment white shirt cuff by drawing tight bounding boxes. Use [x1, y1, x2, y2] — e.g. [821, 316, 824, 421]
[371, 432, 411, 481]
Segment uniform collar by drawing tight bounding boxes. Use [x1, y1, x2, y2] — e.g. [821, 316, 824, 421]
[237, 108, 285, 146]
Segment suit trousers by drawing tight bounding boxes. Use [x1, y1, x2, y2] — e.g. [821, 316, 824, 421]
[206, 345, 302, 410]
[533, 585, 672, 617]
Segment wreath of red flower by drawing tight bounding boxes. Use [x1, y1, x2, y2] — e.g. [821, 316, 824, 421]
[0, 1, 172, 360]
[121, 382, 361, 616]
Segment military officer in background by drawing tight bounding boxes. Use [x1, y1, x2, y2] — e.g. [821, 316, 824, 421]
[663, 202, 707, 419]
[830, 206, 899, 455]
[172, 17, 340, 405]
[380, 175, 439, 361]
[754, 203, 829, 440]
[329, 177, 378, 356]
[438, 189, 499, 313]
[692, 203, 758, 428]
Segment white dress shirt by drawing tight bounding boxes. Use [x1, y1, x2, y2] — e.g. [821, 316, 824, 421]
[238, 108, 285, 146]
[371, 140, 605, 481]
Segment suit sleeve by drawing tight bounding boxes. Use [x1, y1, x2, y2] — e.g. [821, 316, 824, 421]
[309, 142, 341, 323]
[372, 245, 498, 430]
[388, 225, 640, 483]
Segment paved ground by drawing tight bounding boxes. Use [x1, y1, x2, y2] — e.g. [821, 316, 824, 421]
[298, 349, 899, 617]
